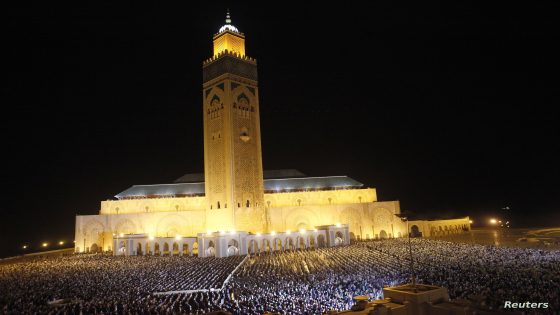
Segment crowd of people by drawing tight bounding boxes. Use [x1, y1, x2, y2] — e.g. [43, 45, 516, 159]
[0, 255, 244, 314]
[366, 238, 560, 312]
[1, 238, 559, 314]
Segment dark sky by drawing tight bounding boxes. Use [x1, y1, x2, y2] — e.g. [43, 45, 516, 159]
[2, 2, 558, 257]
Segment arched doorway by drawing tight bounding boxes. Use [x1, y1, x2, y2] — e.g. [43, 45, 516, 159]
[273, 238, 282, 251]
[228, 239, 239, 256]
[182, 243, 190, 256]
[335, 231, 344, 245]
[248, 240, 258, 254]
[297, 236, 306, 250]
[146, 242, 152, 255]
[154, 243, 160, 255]
[163, 242, 170, 255]
[317, 235, 326, 248]
[136, 243, 142, 255]
[119, 241, 126, 254]
[192, 242, 198, 255]
[349, 232, 356, 243]
[379, 230, 388, 239]
[285, 238, 295, 251]
[206, 240, 216, 257]
[309, 236, 316, 249]
[172, 242, 179, 256]
[411, 225, 421, 237]
[90, 243, 99, 253]
[262, 239, 272, 254]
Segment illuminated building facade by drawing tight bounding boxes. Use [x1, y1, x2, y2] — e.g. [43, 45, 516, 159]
[74, 12, 470, 257]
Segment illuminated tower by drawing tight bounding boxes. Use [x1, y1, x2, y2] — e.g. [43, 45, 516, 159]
[202, 11, 266, 233]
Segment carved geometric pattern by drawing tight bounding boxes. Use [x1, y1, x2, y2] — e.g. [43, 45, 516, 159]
[207, 92, 225, 195]
[203, 56, 258, 83]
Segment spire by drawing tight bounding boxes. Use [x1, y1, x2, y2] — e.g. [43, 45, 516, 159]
[225, 9, 231, 25]
[218, 9, 239, 34]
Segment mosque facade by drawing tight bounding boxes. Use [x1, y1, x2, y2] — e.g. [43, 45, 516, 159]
[74, 13, 470, 257]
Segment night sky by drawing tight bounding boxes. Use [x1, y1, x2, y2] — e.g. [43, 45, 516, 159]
[2, 2, 558, 258]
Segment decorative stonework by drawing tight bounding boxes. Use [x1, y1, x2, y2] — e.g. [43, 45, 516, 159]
[203, 54, 257, 83]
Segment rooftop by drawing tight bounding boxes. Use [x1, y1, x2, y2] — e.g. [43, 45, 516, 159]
[116, 170, 364, 199]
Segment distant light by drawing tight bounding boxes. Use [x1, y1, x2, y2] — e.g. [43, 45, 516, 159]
[299, 229, 306, 234]
[175, 235, 182, 240]
[149, 235, 155, 241]
[219, 231, 225, 235]
[336, 223, 341, 227]
[42, 242, 48, 247]
[256, 232, 261, 237]
[119, 233, 124, 237]
[286, 230, 291, 235]
[271, 231, 276, 236]
[469, 220, 473, 224]
[230, 230, 236, 235]
[313, 229, 318, 233]
[59, 241, 64, 245]
[498, 220, 502, 224]
[489, 219, 497, 225]
[22, 245, 27, 249]
[206, 230, 213, 235]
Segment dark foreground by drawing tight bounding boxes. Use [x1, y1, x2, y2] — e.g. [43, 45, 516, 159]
[1, 238, 559, 314]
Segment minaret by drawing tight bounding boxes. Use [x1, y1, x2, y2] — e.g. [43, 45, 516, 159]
[202, 11, 266, 233]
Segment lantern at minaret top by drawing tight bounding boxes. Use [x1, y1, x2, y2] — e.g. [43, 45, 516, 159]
[213, 10, 246, 57]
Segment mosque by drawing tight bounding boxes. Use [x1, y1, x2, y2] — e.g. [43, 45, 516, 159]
[74, 12, 470, 257]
